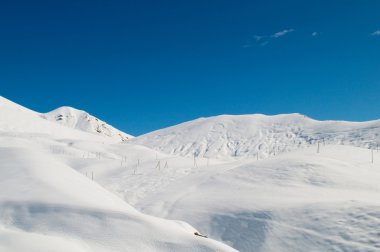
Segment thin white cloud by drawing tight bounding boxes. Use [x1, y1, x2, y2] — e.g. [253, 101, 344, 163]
[311, 32, 318, 37]
[271, 29, 294, 38]
[242, 35, 265, 48]
[253, 35, 264, 41]
[243, 28, 294, 48]
[371, 30, 380, 36]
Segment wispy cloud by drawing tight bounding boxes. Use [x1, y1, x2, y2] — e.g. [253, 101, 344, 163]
[243, 35, 266, 48]
[311, 32, 318, 37]
[243, 28, 295, 48]
[253, 35, 264, 41]
[271, 29, 294, 38]
[371, 30, 380, 36]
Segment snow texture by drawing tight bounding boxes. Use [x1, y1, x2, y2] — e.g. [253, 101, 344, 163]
[42, 106, 133, 141]
[131, 114, 380, 160]
[2, 95, 380, 252]
[0, 96, 235, 252]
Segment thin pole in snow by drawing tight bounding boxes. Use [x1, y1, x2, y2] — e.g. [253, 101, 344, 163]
[372, 149, 374, 164]
[135, 160, 139, 173]
[193, 154, 198, 168]
[156, 161, 161, 170]
[317, 142, 320, 153]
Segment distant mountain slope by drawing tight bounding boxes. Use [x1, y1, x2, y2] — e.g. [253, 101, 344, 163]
[131, 114, 380, 160]
[0, 96, 132, 141]
[0, 96, 99, 140]
[42, 106, 133, 141]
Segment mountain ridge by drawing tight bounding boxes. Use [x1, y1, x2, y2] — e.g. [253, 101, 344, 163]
[42, 106, 133, 141]
[131, 113, 380, 160]
[0, 96, 132, 141]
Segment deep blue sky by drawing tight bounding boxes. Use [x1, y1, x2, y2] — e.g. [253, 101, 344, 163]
[1, 0, 380, 136]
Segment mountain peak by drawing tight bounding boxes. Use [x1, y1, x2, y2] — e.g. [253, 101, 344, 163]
[42, 106, 133, 141]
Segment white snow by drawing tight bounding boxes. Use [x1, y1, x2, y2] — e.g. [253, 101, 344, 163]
[137, 145, 380, 251]
[42, 106, 133, 141]
[2, 96, 380, 251]
[131, 113, 380, 160]
[0, 96, 113, 142]
[0, 97, 236, 252]
[0, 227, 90, 252]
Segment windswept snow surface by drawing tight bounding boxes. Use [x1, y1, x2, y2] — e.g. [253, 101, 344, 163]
[131, 114, 380, 160]
[2, 96, 380, 252]
[0, 97, 236, 252]
[137, 145, 380, 252]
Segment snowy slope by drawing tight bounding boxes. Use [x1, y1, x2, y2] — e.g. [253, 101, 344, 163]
[131, 114, 380, 160]
[0, 96, 104, 141]
[3, 96, 380, 251]
[0, 96, 131, 142]
[0, 97, 236, 252]
[137, 145, 380, 252]
[42, 106, 133, 141]
[58, 131, 380, 251]
[0, 136, 235, 252]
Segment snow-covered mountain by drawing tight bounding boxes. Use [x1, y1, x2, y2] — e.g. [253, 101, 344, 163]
[131, 114, 380, 160]
[0, 96, 235, 252]
[42, 106, 133, 141]
[0, 96, 100, 141]
[0, 96, 132, 141]
[3, 96, 380, 251]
